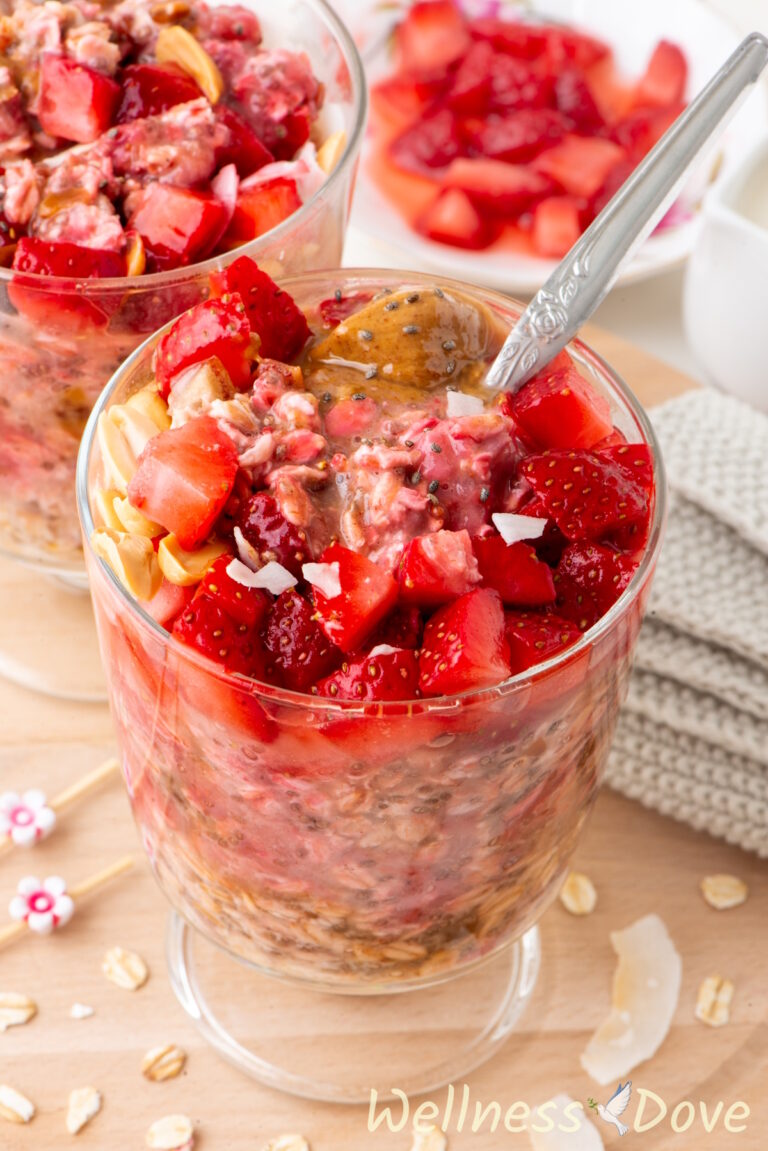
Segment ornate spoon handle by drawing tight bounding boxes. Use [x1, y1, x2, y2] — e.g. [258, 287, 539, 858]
[484, 32, 768, 395]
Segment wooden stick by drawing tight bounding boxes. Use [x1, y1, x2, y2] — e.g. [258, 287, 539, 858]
[0, 757, 120, 858]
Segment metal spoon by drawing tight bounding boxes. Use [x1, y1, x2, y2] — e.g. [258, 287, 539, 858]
[484, 32, 768, 395]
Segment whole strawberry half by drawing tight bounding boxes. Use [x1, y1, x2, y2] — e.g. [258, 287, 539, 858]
[316, 647, 419, 702]
[419, 587, 509, 696]
[554, 541, 637, 630]
[521, 447, 650, 541]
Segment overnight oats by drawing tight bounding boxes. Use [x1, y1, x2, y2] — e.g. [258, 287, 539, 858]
[0, 0, 364, 573]
[80, 261, 664, 995]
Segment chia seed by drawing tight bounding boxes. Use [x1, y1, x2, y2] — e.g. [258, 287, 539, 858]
[410, 470, 422, 485]
[446, 360, 456, 375]
[404, 440, 414, 448]
[430, 442, 442, 453]
[352, 392, 366, 400]
[384, 300, 400, 311]
[402, 324, 420, 335]
[442, 339, 456, 352]
[359, 329, 374, 341]
[428, 480, 439, 494]
[334, 288, 342, 301]
[406, 292, 420, 303]
[434, 286, 445, 298]
[480, 487, 490, 503]
[322, 392, 332, 404]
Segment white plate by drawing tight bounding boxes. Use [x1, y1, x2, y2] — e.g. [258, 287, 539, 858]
[350, 0, 768, 292]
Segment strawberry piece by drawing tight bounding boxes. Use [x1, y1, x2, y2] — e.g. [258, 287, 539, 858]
[419, 588, 509, 696]
[473, 535, 555, 607]
[236, 491, 311, 577]
[464, 108, 568, 163]
[11, 237, 124, 279]
[520, 494, 568, 566]
[263, 588, 339, 691]
[635, 40, 687, 109]
[510, 364, 613, 450]
[447, 40, 494, 114]
[145, 578, 195, 629]
[443, 158, 553, 218]
[489, 55, 554, 112]
[601, 443, 655, 552]
[324, 396, 378, 439]
[117, 63, 201, 122]
[267, 106, 312, 162]
[390, 109, 464, 175]
[531, 196, 582, 258]
[396, 0, 471, 76]
[311, 544, 398, 653]
[38, 52, 120, 144]
[371, 75, 448, 127]
[415, 187, 497, 250]
[399, 529, 480, 608]
[369, 605, 423, 651]
[318, 291, 374, 328]
[554, 68, 604, 132]
[504, 610, 579, 674]
[210, 257, 311, 362]
[534, 135, 626, 199]
[154, 296, 253, 397]
[9, 239, 125, 331]
[554, 541, 637, 629]
[128, 415, 239, 550]
[214, 105, 274, 176]
[469, 18, 551, 60]
[610, 103, 683, 165]
[222, 177, 301, 247]
[316, 647, 419, 702]
[129, 184, 229, 271]
[543, 27, 610, 71]
[194, 553, 270, 628]
[172, 593, 267, 676]
[586, 157, 634, 221]
[521, 449, 650, 541]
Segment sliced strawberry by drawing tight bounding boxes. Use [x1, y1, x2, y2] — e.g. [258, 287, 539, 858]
[369, 605, 423, 651]
[399, 529, 481, 607]
[236, 491, 311, 577]
[531, 196, 582, 258]
[371, 75, 448, 127]
[419, 587, 509, 696]
[521, 449, 650, 541]
[214, 105, 274, 176]
[172, 593, 267, 676]
[324, 396, 378, 438]
[447, 40, 494, 114]
[443, 157, 553, 217]
[154, 296, 253, 397]
[464, 108, 568, 163]
[222, 177, 301, 247]
[318, 291, 374, 328]
[194, 553, 270, 628]
[601, 443, 655, 552]
[554, 68, 604, 132]
[129, 184, 229, 271]
[390, 108, 464, 175]
[311, 544, 398, 653]
[533, 135, 626, 199]
[415, 187, 497, 250]
[610, 103, 683, 165]
[11, 237, 124, 279]
[316, 647, 419, 702]
[396, 0, 471, 76]
[9, 239, 125, 330]
[520, 494, 567, 566]
[210, 257, 311, 362]
[473, 535, 555, 607]
[510, 364, 613, 450]
[554, 541, 637, 629]
[543, 27, 610, 71]
[269, 106, 312, 161]
[489, 54, 554, 112]
[504, 609, 579, 674]
[469, 18, 551, 60]
[263, 588, 339, 691]
[144, 578, 195, 629]
[38, 52, 120, 143]
[128, 415, 239, 550]
[635, 40, 687, 109]
[586, 157, 634, 221]
[117, 63, 201, 122]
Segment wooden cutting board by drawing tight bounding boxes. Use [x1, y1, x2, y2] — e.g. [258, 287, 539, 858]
[0, 327, 766, 1151]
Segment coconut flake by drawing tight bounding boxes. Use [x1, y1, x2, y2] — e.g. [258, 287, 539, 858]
[233, 526, 262, 571]
[492, 512, 548, 544]
[302, 561, 342, 600]
[527, 1094, 604, 1150]
[70, 1003, 94, 1020]
[580, 914, 682, 1085]
[368, 644, 399, 658]
[226, 558, 297, 595]
[446, 391, 484, 418]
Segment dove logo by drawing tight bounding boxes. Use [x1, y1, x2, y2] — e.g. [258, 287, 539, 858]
[588, 1081, 632, 1137]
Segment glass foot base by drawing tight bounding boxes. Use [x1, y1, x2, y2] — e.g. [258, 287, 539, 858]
[0, 552, 106, 701]
[166, 913, 541, 1104]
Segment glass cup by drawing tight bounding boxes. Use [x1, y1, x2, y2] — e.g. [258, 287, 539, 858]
[0, 0, 365, 700]
[78, 269, 666, 1101]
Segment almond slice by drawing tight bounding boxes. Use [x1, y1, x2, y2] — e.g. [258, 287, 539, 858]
[696, 975, 734, 1028]
[126, 386, 171, 432]
[700, 874, 748, 911]
[158, 534, 229, 586]
[113, 495, 163, 538]
[94, 488, 125, 531]
[316, 129, 346, 174]
[66, 1086, 101, 1134]
[92, 529, 162, 601]
[97, 410, 138, 494]
[155, 25, 223, 103]
[109, 404, 162, 458]
[560, 872, 597, 916]
[411, 1125, 447, 1151]
[260, 1138, 310, 1151]
[142, 1044, 187, 1082]
[0, 1084, 35, 1124]
[125, 230, 146, 277]
[0, 993, 37, 1032]
[146, 1113, 194, 1150]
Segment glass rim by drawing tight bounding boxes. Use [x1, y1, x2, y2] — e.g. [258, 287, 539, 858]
[0, 0, 367, 293]
[77, 266, 668, 713]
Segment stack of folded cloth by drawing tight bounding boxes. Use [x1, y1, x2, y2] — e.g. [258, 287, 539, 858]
[608, 388, 768, 858]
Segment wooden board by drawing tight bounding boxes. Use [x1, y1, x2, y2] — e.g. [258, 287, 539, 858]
[0, 328, 766, 1151]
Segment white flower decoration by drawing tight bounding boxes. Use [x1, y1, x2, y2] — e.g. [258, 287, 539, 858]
[0, 790, 56, 847]
[9, 876, 74, 935]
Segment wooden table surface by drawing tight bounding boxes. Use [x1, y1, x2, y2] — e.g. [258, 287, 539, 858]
[1, 328, 766, 1151]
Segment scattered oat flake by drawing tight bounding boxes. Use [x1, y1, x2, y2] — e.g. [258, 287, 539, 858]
[580, 914, 682, 1085]
[260, 1137, 310, 1151]
[102, 946, 148, 990]
[527, 1094, 604, 1150]
[560, 872, 597, 916]
[411, 1124, 447, 1151]
[66, 1086, 101, 1134]
[70, 1003, 94, 1019]
[701, 874, 748, 910]
[0, 1084, 35, 1124]
[0, 992, 36, 1031]
[696, 975, 734, 1028]
[146, 1113, 194, 1150]
[142, 1044, 187, 1082]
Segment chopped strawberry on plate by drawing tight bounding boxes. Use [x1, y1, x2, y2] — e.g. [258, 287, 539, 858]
[263, 588, 339, 691]
[129, 184, 229, 271]
[463, 109, 568, 164]
[554, 541, 637, 629]
[442, 158, 554, 217]
[473, 535, 555, 607]
[210, 257, 311, 362]
[316, 647, 419, 702]
[554, 68, 604, 132]
[395, 0, 471, 76]
[399, 528, 481, 607]
[531, 196, 582, 258]
[509, 364, 613, 450]
[533, 135, 626, 199]
[635, 40, 688, 109]
[38, 52, 120, 143]
[415, 187, 497, 250]
[419, 587, 509, 696]
[154, 295, 254, 397]
[390, 109, 465, 175]
[521, 448, 650, 541]
[310, 544, 398, 654]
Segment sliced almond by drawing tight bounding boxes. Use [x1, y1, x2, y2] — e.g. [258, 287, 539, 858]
[126, 386, 171, 432]
[701, 874, 748, 911]
[113, 495, 163, 538]
[151, 0, 191, 21]
[97, 410, 138, 494]
[126, 230, 146, 277]
[158, 534, 228, 587]
[66, 1086, 101, 1135]
[94, 487, 124, 532]
[155, 25, 222, 103]
[260, 1138, 310, 1151]
[0, 1084, 35, 1124]
[109, 404, 161, 459]
[102, 946, 149, 991]
[411, 1126, 447, 1151]
[0, 993, 36, 1032]
[696, 975, 734, 1028]
[167, 357, 235, 426]
[142, 1044, 187, 1082]
[146, 1113, 194, 1149]
[92, 528, 162, 602]
[316, 129, 346, 174]
[559, 872, 597, 916]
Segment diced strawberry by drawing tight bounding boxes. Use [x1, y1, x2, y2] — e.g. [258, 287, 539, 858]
[504, 609, 579, 674]
[311, 544, 398, 653]
[443, 158, 553, 217]
[533, 135, 626, 199]
[531, 196, 582, 258]
[520, 494, 567, 566]
[554, 541, 637, 629]
[473, 535, 555, 607]
[419, 588, 509, 696]
[154, 296, 253, 397]
[371, 75, 448, 127]
[369, 605, 423, 650]
[469, 18, 551, 60]
[396, 0, 471, 77]
[464, 109, 568, 163]
[325, 397, 378, 438]
[11, 237, 124, 279]
[127, 415, 239, 550]
[610, 103, 683, 165]
[316, 647, 419, 702]
[38, 53, 120, 144]
[117, 63, 201, 122]
[601, 443, 655, 552]
[586, 157, 634, 221]
[415, 187, 497, 250]
[214, 105, 274, 176]
[172, 593, 267, 676]
[129, 184, 229, 271]
[521, 448, 650, 541]
[399, 529, 481, 607]
[144, 578, 195, 629]
[236, 491, 311, 577]
[263, 588, 339, 691]
[318, 291, 374, 328]
[194, 553, 270, 628]
[9, 238, 126, 330]
[554, 68, 604, 132]
[222, 177, 301, 247]
[543, 27, 610, 71]
[390, 109, 464, 175]
[510, 364, 613, 450]
[489, 55, 555, 112]
[447, 41, 494, 114]
[210, 257, 311, 362]
[635, 40, 687, 109]
[269, 106, 312, 162]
